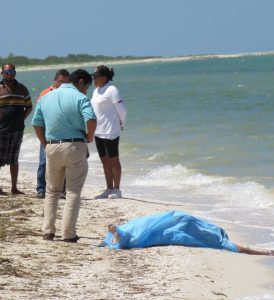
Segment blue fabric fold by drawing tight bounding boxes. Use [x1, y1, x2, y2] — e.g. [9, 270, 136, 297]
[103, 210, 237, 252]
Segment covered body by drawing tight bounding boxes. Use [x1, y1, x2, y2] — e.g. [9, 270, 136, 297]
[104, 210, 237, 252]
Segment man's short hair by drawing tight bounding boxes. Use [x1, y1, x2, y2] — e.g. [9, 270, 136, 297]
[69, 69, 92, 85]
[54, 69, 70, 80]
[2, 63, 15, 71]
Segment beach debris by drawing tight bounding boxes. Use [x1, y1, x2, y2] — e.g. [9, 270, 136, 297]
[0, 258, 20, 277]
[212, 291, 228, 297]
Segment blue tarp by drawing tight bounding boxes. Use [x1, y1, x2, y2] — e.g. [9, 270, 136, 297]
[104, 210, 237, 252]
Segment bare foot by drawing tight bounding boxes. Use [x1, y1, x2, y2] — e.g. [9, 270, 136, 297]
[108, 224, 116, 234]
[11, 188, 25, 195]
[108, 224, 120, 244]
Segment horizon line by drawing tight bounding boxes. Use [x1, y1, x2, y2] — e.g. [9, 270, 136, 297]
[16, 50, 274, 72]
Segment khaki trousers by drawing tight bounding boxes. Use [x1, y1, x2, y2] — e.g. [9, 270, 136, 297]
[43, 142, 88, 239]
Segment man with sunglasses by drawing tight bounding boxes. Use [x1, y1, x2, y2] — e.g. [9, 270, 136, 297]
[0, 63, 32, 195]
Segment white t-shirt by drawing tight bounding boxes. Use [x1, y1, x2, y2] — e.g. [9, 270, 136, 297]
[91, 82, 127, 140]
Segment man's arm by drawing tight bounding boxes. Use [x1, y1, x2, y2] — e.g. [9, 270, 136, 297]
[33, 126, 47, 147]
[86, 119, 96, 143]
[24, 106, 33, 120]
[23, 87, 33, 120]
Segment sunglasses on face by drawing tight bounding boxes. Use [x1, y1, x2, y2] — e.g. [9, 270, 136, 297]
[3, 70, 16, 76]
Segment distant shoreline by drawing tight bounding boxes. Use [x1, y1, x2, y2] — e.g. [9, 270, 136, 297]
[17, 51, 274, 72]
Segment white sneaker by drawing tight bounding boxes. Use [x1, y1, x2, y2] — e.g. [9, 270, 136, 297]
[95, 189, 112, 199]
[108, 189, 122, 199]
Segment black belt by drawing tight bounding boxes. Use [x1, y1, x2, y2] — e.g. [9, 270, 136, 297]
[47, 138, 85, 144]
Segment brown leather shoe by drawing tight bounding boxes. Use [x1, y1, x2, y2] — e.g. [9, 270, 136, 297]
[43, 233, 55, 241]
[63, 235, 79, 243]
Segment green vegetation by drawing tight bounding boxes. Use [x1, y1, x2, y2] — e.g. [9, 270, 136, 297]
[0, 53, 160, 67]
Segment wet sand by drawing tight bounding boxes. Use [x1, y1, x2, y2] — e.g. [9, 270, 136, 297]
[1, 166, 274, 299]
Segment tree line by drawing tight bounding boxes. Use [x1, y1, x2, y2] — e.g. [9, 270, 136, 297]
[0, 53, 159, 67]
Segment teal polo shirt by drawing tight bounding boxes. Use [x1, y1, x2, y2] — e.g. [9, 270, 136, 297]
[31, 83, 96, 141]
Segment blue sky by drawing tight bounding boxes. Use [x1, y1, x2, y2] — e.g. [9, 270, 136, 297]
[2, 0, 274, 58]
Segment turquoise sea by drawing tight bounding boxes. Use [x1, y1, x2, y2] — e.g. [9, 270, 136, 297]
[18, 54, 274, 250]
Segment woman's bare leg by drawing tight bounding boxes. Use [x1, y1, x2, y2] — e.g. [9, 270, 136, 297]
[100, 157, 114, 189]
[235, 244, 274, 256]
[109, 157, 121, 190]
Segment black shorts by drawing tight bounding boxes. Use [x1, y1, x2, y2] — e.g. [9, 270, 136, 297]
[0, 131, 23, 167]
[95, 136, 119, 158]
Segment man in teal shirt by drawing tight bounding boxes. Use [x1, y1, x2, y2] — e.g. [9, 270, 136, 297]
[32, 69, 96, 243]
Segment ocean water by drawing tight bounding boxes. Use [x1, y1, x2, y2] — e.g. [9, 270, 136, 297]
[18, 54, 274, 249]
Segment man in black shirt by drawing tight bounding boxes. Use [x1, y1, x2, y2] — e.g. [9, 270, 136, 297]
[0, 63, 32, 195]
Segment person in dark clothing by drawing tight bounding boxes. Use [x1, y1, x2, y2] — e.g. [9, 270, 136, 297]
[0, 63, 32, 195]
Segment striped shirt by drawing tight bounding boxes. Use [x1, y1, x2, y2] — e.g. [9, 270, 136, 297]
[0, 80, 32, 133]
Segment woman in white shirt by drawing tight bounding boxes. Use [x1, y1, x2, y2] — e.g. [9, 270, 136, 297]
[91, 65, 127, 199]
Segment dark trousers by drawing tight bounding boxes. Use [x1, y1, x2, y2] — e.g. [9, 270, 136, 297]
[36, 143, 46, 193]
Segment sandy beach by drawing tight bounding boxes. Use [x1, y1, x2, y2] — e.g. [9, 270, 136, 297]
[16, 51, 274, 73]
[0, 166, 274, 299]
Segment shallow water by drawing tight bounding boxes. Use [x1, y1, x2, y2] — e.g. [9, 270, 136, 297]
[19, 54, 274, 249]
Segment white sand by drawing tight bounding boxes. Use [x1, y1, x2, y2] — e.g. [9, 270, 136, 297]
[16, 51, 274, 72]
[1, 166, 274, 300]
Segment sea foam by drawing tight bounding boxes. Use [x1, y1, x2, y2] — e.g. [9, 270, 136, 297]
[132, 164, 274, 208]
